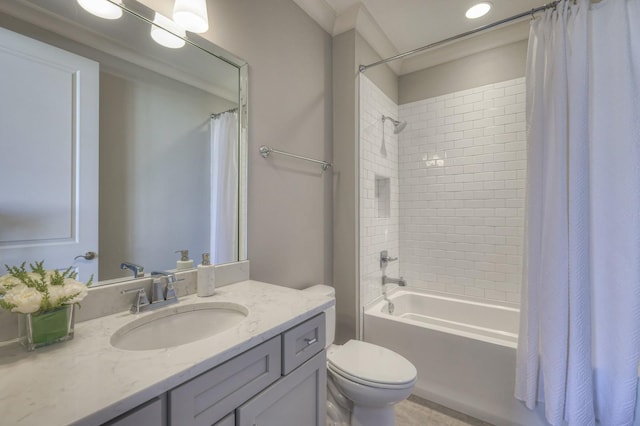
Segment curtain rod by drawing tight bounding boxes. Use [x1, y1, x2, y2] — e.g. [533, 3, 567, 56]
[211, 107, 238, 119]
[359, 1, 560, 73]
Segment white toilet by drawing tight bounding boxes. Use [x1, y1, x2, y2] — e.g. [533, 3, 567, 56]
[303, 285, 417, 426]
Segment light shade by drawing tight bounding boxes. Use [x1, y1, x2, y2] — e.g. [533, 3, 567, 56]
[173, 0, 209, 33]
[150, 13, 186, 49]
[77, 0, 123, 20]
[465, 2, 492, 19]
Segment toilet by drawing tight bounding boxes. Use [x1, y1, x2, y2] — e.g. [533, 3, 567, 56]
[303, 285, 417, 426]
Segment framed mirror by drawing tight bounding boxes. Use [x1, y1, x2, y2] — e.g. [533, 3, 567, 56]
[0, 0, 248, 285]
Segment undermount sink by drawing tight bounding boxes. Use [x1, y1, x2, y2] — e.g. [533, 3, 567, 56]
[110, 302, 248, 351]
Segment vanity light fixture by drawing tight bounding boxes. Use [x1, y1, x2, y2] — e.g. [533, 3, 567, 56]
[173, 0, 209, 33]
[77, 0, 123, 20]
[465, 2, 492, 19]
[150, 13, 186, 49]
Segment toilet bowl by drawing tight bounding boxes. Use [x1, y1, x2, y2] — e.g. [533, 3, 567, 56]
[303, 285, 417, 426]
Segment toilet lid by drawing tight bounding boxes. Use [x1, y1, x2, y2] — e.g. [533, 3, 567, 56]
[327, 340, 417, 387]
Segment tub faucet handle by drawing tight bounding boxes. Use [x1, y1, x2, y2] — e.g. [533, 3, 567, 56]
[380, 250, 398, 268]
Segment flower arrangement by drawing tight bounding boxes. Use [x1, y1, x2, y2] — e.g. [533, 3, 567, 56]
[0, 261, 92, 314]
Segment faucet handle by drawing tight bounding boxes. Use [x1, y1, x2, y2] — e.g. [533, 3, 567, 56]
[165, 277, 185, 301]
[380, 250, 399, 268]
[150, 278, 164, 303]
[121, 287, 150, 313]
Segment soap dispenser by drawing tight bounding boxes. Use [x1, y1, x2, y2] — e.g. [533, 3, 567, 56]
[197, 253, 215, 297]
[175, 250, 194, 271]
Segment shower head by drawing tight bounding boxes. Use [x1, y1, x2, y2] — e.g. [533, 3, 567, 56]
[382, 115, 407, 134]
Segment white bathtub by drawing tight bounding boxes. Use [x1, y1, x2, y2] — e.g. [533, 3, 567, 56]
[363, 287, 548, 426]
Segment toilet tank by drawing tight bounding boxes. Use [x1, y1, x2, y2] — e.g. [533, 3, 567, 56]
[302, 285, 335, 348]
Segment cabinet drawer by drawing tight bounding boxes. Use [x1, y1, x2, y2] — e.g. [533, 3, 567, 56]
[169, 336, 281, 426]
[282, 313, 325, 375]
[103, 396, 165, 426]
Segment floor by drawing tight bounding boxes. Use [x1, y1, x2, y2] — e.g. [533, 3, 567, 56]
[395, 395, 494, 426]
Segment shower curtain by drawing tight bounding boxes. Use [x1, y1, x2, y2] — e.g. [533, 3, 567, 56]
[210, 111, 238, 264]
[515, 0, 640, 424]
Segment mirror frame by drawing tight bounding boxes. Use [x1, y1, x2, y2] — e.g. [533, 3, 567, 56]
[0, 0, 249, 284]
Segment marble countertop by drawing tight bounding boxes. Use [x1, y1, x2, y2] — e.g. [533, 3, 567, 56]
[0, 280, 334, 426]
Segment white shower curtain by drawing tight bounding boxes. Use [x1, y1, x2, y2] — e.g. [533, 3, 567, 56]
[516, 1, 640, 425]
[210, 111, 238, 264]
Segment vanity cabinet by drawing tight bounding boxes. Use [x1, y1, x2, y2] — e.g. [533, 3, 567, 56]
[236, 350, 326, 426]
[139, 313, 326, 426]
[103, 396, 166, 426]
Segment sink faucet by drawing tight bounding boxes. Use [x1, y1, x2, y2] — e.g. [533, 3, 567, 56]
[382, 275, 406, 287]
[120, 262, 144, 278]
[150, 271, 179, 302]
[121, 272, 183, 313]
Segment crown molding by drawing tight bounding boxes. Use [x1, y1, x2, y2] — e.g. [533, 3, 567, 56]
[291, 0, 336, 35]
[294, 0, 401, 74]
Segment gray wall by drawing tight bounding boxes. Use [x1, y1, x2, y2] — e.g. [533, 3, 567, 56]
[332, 29, 398, 343]
[399, 40, 527, 104]
[356, 32, 397, 104]
[198, 0, 333, 288]
[332, 29, 358, 344]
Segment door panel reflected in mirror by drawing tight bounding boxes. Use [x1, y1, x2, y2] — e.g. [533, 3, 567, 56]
[0, 0, 247, 284]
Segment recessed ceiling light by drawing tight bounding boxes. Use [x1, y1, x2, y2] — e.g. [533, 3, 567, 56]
[466, 2, 492, 19]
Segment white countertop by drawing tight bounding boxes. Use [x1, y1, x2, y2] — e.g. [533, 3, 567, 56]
[0, 280, 334, 426]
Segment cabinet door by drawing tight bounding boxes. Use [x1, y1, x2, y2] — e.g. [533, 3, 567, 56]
[102, 396, 166, 426]
[213, 413, 234, 426]
[237, 350, 326, 426]
[170, 337, 281, 426]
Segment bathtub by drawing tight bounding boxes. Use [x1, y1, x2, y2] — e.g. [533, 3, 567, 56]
[363, 287, 548, 426]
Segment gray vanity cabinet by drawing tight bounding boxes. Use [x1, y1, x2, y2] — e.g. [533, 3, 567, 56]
[236, 350, 327, 426]
[169, 336, 282, 426]
[169, 313, 326, 426]
[103, 396, 166, 426]
[213, 413, 235, 426]
[101, 313, 326, 426]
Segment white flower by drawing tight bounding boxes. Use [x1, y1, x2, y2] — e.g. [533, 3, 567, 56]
[4, 284, 43, 314]
[47, 285, 66, 306]
[62, 280, 88, 304]
[0, 274, 22, 293]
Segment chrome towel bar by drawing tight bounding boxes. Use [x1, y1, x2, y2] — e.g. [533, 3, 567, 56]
[259, 145, 332, 171]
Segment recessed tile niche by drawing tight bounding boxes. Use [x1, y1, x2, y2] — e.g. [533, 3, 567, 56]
[375, 175, 390, 218]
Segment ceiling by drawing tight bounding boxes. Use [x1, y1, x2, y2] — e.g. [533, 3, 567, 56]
[293, 0, 550, 74]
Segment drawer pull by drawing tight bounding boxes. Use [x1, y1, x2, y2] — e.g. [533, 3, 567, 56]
[305, 337, 318, 345]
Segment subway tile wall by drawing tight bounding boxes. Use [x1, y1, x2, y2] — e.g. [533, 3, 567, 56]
[398, 77, 526, 304]
[359, 75, 400, 308]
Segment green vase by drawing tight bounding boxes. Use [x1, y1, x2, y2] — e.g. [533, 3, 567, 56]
[18, 305, 75, 351]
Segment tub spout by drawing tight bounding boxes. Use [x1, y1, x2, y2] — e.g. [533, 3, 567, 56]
[382, 275, 406, 287]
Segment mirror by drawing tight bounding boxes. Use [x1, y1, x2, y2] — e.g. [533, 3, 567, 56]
[0, 0, 247, 285]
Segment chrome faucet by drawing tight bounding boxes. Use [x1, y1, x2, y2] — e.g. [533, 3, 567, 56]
[150, 271, 179, 302]
[380, 250, 398, 268]
[382, 275, 406, 287]
[120, 262, 144, 278]
[121, 272, 182, 313]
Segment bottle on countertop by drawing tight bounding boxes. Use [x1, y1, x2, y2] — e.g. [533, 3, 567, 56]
[175, 249, 194, 271]
[197, 253, 216, 297]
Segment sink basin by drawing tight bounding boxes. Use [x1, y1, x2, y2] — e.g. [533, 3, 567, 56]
[110, 302, 248, 351]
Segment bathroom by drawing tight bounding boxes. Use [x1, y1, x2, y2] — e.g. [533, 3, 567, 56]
[0, 0, 639, 425]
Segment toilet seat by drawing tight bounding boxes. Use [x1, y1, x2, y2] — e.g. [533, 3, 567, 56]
[328, 363, 415, 390]
[327, 340, 417, 389]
